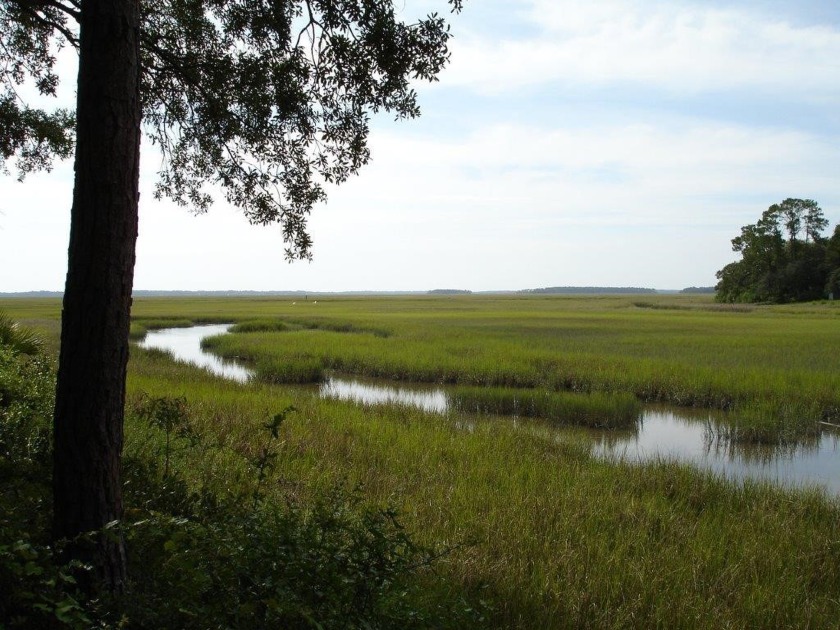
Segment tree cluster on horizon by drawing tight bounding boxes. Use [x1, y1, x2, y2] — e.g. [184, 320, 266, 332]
[716, 199, 840, 303]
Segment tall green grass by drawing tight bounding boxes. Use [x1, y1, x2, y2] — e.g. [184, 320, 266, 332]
[121, 344, 840, 629]
[4, 297, 840, 627]
[9, 293, 840, 437]
[183, 296, 840, 440]
[449, 386, 639, 429]
[706, 400, 823, 445]
[228, 318, 289, 333]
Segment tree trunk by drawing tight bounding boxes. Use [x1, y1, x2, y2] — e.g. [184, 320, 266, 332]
[52, 0, 141, 591]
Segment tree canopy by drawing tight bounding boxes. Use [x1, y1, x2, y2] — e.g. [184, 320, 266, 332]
[716, 198, 840, 303]
[2, 0, 462, 257]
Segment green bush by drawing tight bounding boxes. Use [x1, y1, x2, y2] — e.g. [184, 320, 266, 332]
[115, 488, 481, 629]
[0, 313, 42, 356]
[0, 322, 53, 466]
[0, 532, 93, 630]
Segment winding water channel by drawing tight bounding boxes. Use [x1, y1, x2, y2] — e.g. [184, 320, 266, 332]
[138, 324, 840, 496]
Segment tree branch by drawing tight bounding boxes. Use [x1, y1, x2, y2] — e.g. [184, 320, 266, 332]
[15, 3, 79, 48]
[13, 0, 79, 21]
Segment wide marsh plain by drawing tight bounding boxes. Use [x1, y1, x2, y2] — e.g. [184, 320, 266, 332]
[142, 321, 840, 495]
[5, 293, 840, 628]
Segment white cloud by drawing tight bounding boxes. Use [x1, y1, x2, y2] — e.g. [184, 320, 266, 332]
[341, 120, 839, 218]
[444, 0, 840, 98]
[284, 115, 839, 290]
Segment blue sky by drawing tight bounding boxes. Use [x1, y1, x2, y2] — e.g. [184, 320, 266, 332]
[2, 0, 839, 292]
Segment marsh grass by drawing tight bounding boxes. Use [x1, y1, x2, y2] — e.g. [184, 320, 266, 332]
[706, 400, 823, 445]
[121, 345, 840, 628]
[253, 356, 325, 384]
[228, 319, 288, 333]
[633, 300, 756, 313]
[449, 386, 639, 429]
[129, 318, 197, 340]
[6, 295, 840, 627]
[184, 299, 840, 441]
[287, 317, 391, 338]
[118, 293, 840, 439]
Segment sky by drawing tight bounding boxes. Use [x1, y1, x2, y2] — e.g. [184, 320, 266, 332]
[2, 0, 839, 292]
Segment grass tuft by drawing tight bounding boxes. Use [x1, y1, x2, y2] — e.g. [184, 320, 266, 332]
[449, 386, 640, 429]
[229, 319, 289, 333]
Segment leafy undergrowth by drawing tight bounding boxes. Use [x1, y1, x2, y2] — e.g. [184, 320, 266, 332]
[0, 322, 486, 629]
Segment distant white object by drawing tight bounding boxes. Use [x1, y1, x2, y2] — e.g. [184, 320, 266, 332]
[313, 300, 317, 304]
[292, 302, 296, 305]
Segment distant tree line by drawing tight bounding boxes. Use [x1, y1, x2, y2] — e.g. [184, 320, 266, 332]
[522, 287, 657, 295]
[680, 287, 715, 294]
[716, 199, 840, 303]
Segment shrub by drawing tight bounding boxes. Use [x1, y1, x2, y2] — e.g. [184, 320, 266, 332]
[0, 532, 93, 630]
[0, 322, 53, 467]
[115, 487, 481, 629]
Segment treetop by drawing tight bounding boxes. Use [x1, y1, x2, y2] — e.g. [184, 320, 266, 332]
[1, 0, 463, 258]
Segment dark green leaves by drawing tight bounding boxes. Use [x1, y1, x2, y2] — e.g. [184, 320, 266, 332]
[716, 199, 837, 303]
[141, 0, 459, 260]
[0, 0, 77, 178]
[3, 0, 459, 259]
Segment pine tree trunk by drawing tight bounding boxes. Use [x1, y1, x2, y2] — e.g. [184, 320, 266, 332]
[52, 0, 141, 591]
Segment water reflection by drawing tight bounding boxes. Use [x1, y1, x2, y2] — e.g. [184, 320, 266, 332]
[702, 427, 822, 465]
[317, 376, 840, 495]
[320, 376, 448, 414]
[592, 408, 840, 495]
[137, 324, 840, 496]
[137, 324, 253, 383]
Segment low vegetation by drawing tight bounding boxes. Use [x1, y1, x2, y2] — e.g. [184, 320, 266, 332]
[228, 318, 289, 333]
[449, 386, 639, 429]
[3, 295, 840, 628]
[165, 294, 840, 437]
[0, 317, 484, 628]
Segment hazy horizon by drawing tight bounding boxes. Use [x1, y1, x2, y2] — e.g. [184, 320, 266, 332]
[0, 285, 713, 296]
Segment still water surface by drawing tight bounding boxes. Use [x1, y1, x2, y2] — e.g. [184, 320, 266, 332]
[138, 325, 840, 496]
[138, 324, 253, 383]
